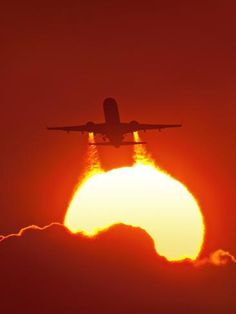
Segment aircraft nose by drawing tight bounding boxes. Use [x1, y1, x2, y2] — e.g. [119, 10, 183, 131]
[103, 98, 117, 107]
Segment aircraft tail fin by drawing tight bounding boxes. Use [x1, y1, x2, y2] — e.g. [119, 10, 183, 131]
[88, 141, 146, 146]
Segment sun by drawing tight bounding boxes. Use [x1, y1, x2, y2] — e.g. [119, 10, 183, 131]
[64, 133, 205, 262]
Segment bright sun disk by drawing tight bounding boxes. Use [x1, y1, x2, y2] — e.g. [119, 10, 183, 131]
[64, 133, 205, 262]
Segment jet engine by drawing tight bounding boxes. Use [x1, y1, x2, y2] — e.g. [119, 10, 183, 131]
[86, 121, 95, 131]
[129, 120, 139, 130]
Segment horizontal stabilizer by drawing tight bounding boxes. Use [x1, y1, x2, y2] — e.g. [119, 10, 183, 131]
[88, 141, 146, 146]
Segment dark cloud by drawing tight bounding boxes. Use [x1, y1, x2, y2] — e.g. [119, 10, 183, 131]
[1, 223, 236, 314]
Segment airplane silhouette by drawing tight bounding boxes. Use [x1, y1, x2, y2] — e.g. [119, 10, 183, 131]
[47, 98, 182, 147]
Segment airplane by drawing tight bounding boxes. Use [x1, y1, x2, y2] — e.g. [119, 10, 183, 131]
[47, 98, 182, 148]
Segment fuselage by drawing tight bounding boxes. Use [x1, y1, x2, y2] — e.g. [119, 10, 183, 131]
[103, 98, 123, 147]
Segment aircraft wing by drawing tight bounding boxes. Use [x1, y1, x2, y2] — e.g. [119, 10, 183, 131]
[47, 123, 105, 134]
[122, 123, 182, 133]
[136, 123, 182, 131]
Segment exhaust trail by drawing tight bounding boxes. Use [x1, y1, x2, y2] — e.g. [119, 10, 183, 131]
[84, 133, 103, 180]
[133, 132, 155, 166]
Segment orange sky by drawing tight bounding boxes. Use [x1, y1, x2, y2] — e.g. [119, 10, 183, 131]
[0, 0, 236, 257]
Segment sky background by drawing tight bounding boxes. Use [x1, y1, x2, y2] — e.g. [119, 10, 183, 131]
[0, 0, 236, 257]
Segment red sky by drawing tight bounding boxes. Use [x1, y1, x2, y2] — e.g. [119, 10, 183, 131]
[0, 0, 236, 258]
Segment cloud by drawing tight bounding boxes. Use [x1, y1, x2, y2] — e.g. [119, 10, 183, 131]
[195, 249, 236, 267]
[0, 222, 62, 242]
[1, 223, 236, 314]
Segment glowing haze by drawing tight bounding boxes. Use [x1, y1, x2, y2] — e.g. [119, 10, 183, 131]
[64, 132, 205, 261]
